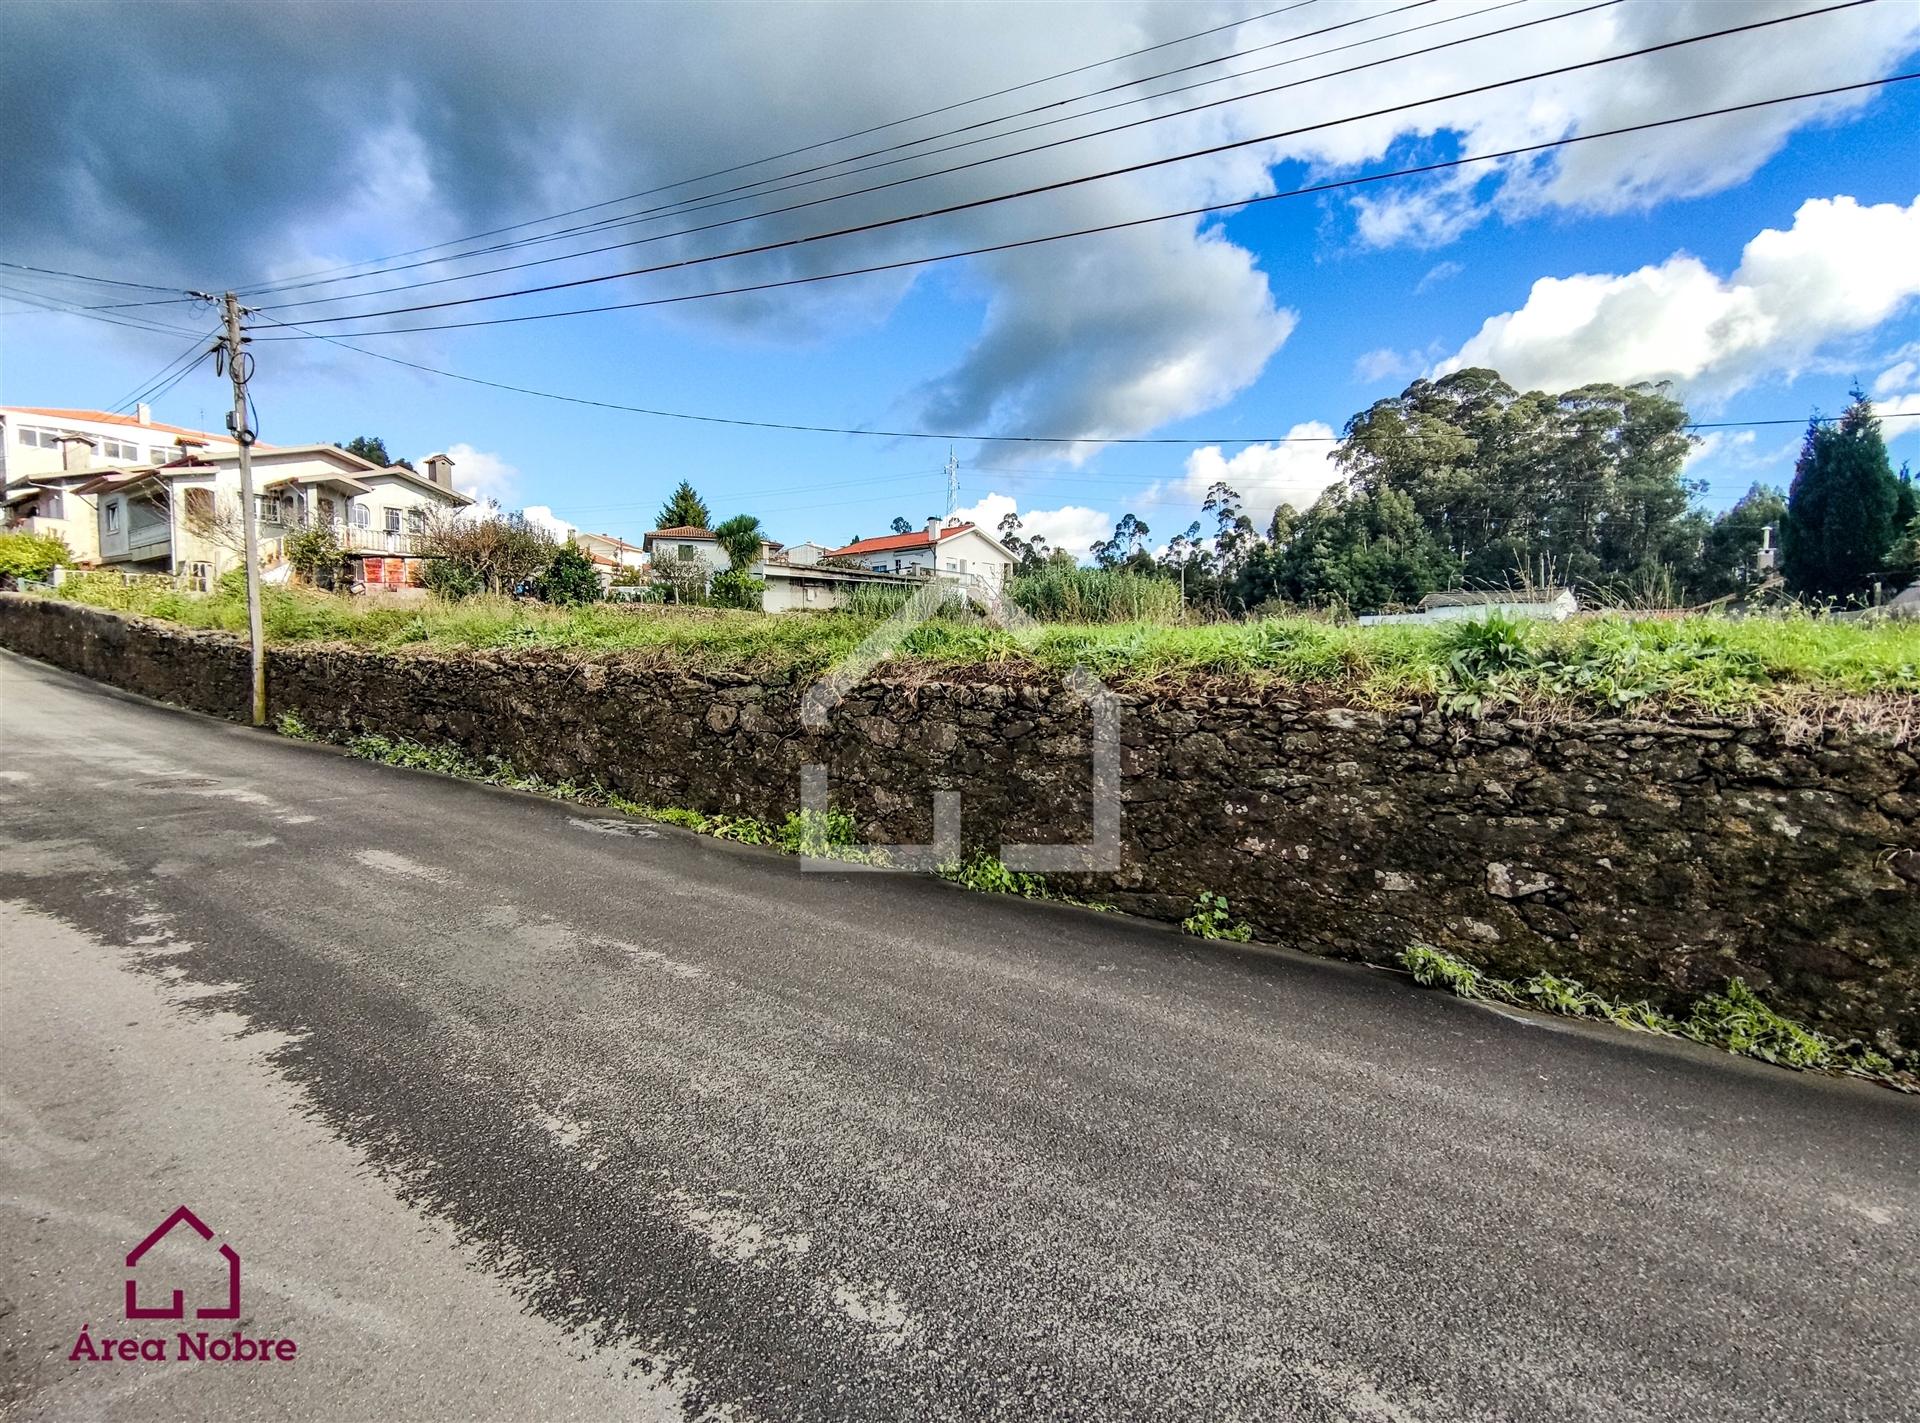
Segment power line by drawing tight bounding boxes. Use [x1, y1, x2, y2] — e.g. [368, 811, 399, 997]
[238, 0, 1454, 303]
[104, 324, 221, 415]
[254, 67, 1916, 350]
[0, 259, 186, 294]
[263, 0, 1631, 319]
[230, 0, 1321, 294]
[259, 1, 1879, 332]
[0, 282, 209, 338]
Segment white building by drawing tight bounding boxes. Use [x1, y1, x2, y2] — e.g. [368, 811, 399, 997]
[1, 405, 252, 564]
[824, 518, 1015, 588]
[76, 444, 470, 590]
[1357, 588, 1579, 626]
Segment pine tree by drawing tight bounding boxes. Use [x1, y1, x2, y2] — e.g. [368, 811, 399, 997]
[1780, 392, 1902, 600]
[654, 481, 711, 530]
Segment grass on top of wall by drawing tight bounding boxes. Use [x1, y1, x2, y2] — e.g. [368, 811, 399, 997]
[44, 574, 1920, 719]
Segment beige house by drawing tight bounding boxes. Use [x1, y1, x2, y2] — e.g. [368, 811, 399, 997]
[78, 445, 470, 590]
[1, 405, 252, 564]
[575, 531, 648, 589]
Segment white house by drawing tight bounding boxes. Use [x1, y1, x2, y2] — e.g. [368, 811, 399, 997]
[76, 444, 470, 590]
[1, 405, 253, 564]
[824, 518, 1015, 588]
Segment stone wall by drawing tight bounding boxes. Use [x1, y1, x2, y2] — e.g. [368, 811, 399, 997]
[5, 593, 1916, 1060]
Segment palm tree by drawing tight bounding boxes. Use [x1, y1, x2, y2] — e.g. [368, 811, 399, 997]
[712, 514, 765, 571]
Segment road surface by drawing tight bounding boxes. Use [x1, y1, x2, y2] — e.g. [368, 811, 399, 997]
[1, 650, 1915, 1422]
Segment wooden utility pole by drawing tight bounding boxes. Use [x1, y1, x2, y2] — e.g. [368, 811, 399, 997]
[221, 291, 266, 726]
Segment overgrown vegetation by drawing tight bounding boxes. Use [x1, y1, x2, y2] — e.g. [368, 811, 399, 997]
[1008, 567, 1182, 624]
[1399, 944, 1906, 1085]
[45, 573, 1920, 718]
[0, 529, 72, 583]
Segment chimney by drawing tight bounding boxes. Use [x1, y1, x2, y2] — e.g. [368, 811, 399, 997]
[925, 515, 942, 544]
[423, 451, 454, 489]
[136, 403, 153, 427]
[59, 432, 95, 473]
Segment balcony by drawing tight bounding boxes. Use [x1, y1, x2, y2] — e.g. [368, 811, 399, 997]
[263, 515, 427, 557]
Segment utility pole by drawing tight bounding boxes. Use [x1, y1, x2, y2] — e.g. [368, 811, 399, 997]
[220, 292, 266, 726]
[945, 445, 959, 518]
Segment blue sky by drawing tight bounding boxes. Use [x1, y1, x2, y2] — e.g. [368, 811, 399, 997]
[4, 0, 1918, 555]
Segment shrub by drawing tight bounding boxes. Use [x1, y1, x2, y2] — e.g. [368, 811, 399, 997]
[422, 557, 485, 601]
[283, 524, 347, 587]
[538, 541, 602, 605]
[710, 569, 765, 611]
[0, 529, 73, 582]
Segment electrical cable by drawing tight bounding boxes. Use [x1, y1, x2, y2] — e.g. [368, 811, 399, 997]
[259, 1, 1882, 331]
[264, 0, 1635, 317]
[237, 0, 1451, 301]
[230, 0, 1323, 293]
[253, 66, 1916, 347]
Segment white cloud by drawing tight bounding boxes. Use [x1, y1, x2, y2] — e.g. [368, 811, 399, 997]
[1878, 392, 1920, 443]
[950, 492, 1112, 560]
[1336, 1, 1920, 249]
[1439, 195, 1920, 396]
[1353, 347, 1417, 383]
[519, 505, 577, 542]
[13, 0, 1920, 450]
[1180, 426, 1344, 520]
[436, 442, 519, 503]
[1875, 353, 1919, 398]
[1417, 261, 1465, 294]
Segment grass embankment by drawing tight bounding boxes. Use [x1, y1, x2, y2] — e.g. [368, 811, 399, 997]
[50, 573, 1920, 718]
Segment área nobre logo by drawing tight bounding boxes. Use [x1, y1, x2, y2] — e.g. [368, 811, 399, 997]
[68, 1206, 299, 1365]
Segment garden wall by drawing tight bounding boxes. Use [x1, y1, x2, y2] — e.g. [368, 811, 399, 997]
[5, 592, 1916, 1061]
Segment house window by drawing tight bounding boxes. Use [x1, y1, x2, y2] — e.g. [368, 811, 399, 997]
[18, 426, 60, 449]
[406, 508, 425, 535]
[40, 490, 63, 519]
[384, 508, 402, 534]
[101, 438, 141, 462]
[352, 503, 370, 529]
[255, 495, 283, 524]
[104, 500, 120, 533]
[677, 544, 698, 560]
[187, 562, 212, 593]
[150, 446, 175, 465]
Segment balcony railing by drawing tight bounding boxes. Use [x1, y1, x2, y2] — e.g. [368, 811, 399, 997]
[264, 515, 427, 556]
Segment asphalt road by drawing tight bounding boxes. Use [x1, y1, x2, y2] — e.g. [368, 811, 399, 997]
[2, 650, 1916, 1423]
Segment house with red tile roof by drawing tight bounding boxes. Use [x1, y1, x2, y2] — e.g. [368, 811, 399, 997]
[825, 517, 1015, 587]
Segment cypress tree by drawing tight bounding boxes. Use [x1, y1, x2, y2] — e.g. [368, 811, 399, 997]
[654, 481, 711, 530]
[1780, 391, 1901, 600]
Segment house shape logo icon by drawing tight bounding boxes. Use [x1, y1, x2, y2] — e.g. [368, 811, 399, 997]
[125, 1206, 240, 1320]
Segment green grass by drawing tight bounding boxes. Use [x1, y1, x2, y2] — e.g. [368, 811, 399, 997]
[47, 576, 1920, 716]
[1399, 944, 1907, 1086]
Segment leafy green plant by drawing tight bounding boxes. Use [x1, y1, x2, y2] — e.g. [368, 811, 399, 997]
[537, 541, 603, 606]
[1181, 892, 1252, 943]
[0, 529, 73, 581]
[1397, 946, 1901, 1083]
[275, 712, 316, 740]
[710, 569, 765, 611]
[938, 852, 1047, 898]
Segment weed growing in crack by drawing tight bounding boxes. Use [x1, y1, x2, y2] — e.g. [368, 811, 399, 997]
[1399, 944, 1905, 1086]
[1181, 892, 1252, 943]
